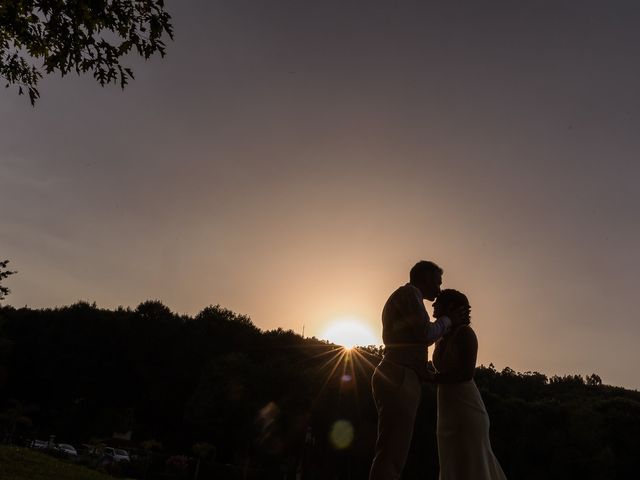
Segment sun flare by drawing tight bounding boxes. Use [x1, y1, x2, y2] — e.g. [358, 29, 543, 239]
[321, 317, 378, 349]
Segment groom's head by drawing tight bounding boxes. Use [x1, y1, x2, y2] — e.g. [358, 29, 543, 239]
[409, 260, 443, 301]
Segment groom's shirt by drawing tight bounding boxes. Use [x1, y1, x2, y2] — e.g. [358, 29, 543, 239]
[382, 283, 451, 373]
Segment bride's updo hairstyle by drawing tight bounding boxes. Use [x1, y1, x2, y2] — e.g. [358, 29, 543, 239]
[435, 289, 471, 325]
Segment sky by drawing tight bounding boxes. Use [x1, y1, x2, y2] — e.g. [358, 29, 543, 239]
[1, 0, 639, 389]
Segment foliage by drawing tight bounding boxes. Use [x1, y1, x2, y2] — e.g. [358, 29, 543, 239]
[192, 441, 216, 459]
[0, 0, 173, 104]
[0, 399, 35, 444]
[141, 438, 162, 451]
[165, 454, 190, 470]
[0, 260, 16, 301]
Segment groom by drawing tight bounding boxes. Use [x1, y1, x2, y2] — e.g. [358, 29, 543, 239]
[369, 260, 465, 480]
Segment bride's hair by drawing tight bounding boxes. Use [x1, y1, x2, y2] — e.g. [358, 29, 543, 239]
[436, 289, 471, 324]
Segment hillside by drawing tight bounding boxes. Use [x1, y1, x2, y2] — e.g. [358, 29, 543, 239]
[0, 445, 115, 480]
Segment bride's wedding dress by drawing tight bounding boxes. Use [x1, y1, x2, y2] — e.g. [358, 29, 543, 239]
[433, 326, 507, 480]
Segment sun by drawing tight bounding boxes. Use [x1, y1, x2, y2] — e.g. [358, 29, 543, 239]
[321, 316, 378, 349]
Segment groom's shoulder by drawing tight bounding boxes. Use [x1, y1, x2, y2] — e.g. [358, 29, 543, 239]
[388, 283, 413, 299]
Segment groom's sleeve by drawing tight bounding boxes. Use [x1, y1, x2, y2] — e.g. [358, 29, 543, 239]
[425, 316, 451, 345]
[399, 288, 451, 345]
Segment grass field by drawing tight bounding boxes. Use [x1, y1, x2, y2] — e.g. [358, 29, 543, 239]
[0, 445, 115, 480]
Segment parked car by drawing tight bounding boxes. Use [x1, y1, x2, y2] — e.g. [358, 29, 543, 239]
[103, 446, 130, 462]
[79, 443, 98, 455]
[29, 439, 48, 449]
[56, 443, 78, 456]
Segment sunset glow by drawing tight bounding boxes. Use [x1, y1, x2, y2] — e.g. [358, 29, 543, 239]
[321, 317, 378, 349]
[2, 1, 640, 392]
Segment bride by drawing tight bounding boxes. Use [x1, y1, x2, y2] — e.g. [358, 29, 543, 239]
[431, 289, 507, 480]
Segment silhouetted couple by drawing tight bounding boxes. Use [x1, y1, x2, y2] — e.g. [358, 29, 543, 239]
[369, 260, 507, 480]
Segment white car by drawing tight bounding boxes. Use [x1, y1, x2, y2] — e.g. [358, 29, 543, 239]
[103, 447, 130, 462]
[30, 439, 48, 449]
[56, 443, 78, 456]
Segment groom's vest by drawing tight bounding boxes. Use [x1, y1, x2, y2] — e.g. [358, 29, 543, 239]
[381, 284, 430, 373]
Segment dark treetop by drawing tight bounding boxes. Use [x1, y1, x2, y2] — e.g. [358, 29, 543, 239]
[0, 0, 173, 104]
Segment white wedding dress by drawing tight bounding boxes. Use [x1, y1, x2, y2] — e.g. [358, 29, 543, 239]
[434, 328, 507, 480]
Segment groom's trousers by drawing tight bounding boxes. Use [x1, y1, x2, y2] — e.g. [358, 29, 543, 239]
[369, 359, 422, 480]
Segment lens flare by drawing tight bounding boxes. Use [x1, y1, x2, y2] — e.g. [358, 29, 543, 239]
[329, 419, 354, 449]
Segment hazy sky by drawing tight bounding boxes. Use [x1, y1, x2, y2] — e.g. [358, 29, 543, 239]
[1, 1, 639, 389]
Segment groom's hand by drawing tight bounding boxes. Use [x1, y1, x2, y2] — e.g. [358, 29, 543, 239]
[448, 305, 471, 326]
[417, 368, 436, 383]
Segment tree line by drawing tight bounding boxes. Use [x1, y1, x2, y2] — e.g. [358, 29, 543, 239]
[0, 301, 638, 479]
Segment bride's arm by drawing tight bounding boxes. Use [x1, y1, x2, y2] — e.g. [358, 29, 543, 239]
[433, 326, 478, 384]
